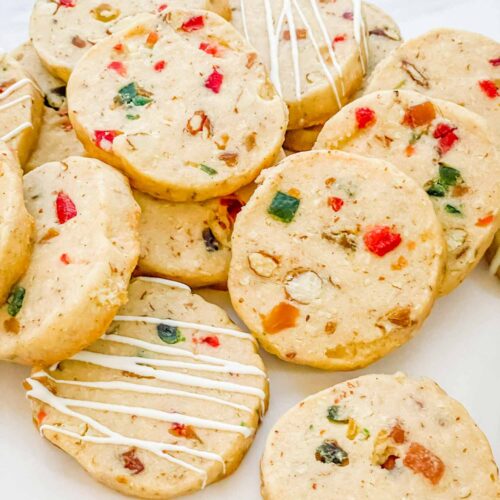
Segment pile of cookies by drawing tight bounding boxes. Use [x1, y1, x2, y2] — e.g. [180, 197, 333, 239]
[0, 0, 498, 498]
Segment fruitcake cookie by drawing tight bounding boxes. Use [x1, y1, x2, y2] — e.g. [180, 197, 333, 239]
[228, 150, 445, 370]
[229, 0, 368, 130]
[11, 42, 85, 172]
[0, 144, 34, 304]
[68, 9, 287, 202]
[0, 156, 140, 366]
[315, 90, 500, 294]
[25, 277, 268, 498]
[486, 231, 500, 279]
[30, 0, 231, 82]
[0, 53, 44, 166]
[283, 1, 402, 152]
[136, 183, 255, 288]
[261, 373, 500, 499]
[366, 29, 500, 145]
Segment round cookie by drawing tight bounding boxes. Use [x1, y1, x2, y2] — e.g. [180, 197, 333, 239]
[486, 231, 500, 279]
[11, 42, 85, 172]
[0, 53, 44, 166]
[261, 373, 500, 499]
[366, 28, 500, 146]
[25, 277, 268, 499]
[315, 90, 500, 294]
[0, 156, 140, 366]
[228, 150, 445, 370]
[136, 183, 255, 288]
[68, 9, 288, 202]
[283, 1, 403, 152]
[0, 144, 34, 304]
[30, 0, 232, 82]
[229, 0, 368, 130]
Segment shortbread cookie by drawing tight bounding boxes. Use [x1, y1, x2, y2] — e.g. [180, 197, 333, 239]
[228, 150, 445, 370]
[136, 183, 255, 288]
[11, 42, 85, 172]
[26, 277, 268, 498]
[230, 0, 368, 130]
[0, 156, 140, 366]
[0, 54, 44, 166]
[486, 231, 500, 279]
[283, 1, 402, 152]
[30, 0, 231, 82]
[0, 144, 34, 304]
[261, 373, 500, 499]
[366, 29, 500, 145]
[68, 10, 287, 201]
[315, 90, 500, 294]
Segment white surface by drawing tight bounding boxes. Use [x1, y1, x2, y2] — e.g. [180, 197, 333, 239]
[0, 1, 499, 499]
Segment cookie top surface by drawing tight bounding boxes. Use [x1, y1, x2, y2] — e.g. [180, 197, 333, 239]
[229, 0, 368, 129]
[261, 373, 500, 499]
[0, 156, 140, 366]
[366, 28, 500, 145]
[228, 150, 445, 370]
[0, 143, 34, 303]
[30, 0, 231, 82]
[68, 9, 288, 201]
[11, 42, 85, 172]
[0, 53, 44, 165]
[315, 90, 500, 294]
[136, 183, 255, 288]
[26, 277, 268, 498]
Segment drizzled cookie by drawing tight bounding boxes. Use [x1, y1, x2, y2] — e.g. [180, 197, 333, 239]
[26, 277, 268, 498]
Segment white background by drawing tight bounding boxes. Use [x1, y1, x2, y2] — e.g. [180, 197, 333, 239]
[0, 1, 499, 499]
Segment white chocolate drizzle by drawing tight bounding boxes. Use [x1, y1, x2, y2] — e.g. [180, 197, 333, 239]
[114, 315, 256, 342]
[135, 276, 191, 291]
[27, 316, 266, 487]
[237, 0, 368, 109]
[0, 77, 41, 143]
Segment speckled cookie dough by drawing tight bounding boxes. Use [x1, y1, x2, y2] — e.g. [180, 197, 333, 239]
[229, 0, 368, 130]
[30, 0, 231, 82]
[367, 28, 500, 146]
[0, 144, 34, 304]
[315, 90, 500, 294]
[228, 150, 445, 370]
[26, 277, 268, 499]
[68, 9, 288, 201]
[11, 42, 85, 172]
[136, 183, 255, 288]
[0, 156, 140, 366]
[0, 53, 44, 166]
[283, 1, 403, 152]
[261, 373, 500, 499]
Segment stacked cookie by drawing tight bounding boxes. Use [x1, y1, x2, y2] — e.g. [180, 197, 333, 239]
[0, 0, 498, 498]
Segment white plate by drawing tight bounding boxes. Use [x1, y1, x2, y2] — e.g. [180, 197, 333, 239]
[1, 1, 499, 499]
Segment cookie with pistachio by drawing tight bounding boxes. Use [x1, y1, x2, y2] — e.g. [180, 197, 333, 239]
[0, 144, 34, 304]
[366, 28, 500, 146]
[11, 41, 85, 172]
[0, 53, 44, 166]
[261, 373, 500, 499]
[135, 183, 256, 288]
[68, 9, 287, 202]
[228, 150, 445, 370]
[0, 156, 140, 366]
[315, 90, 500, 294]
[25, 277, 268, 499]
[284, 1, 403, 152]
[229, 0, 368, 130]
[30, 0, 231, 82]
